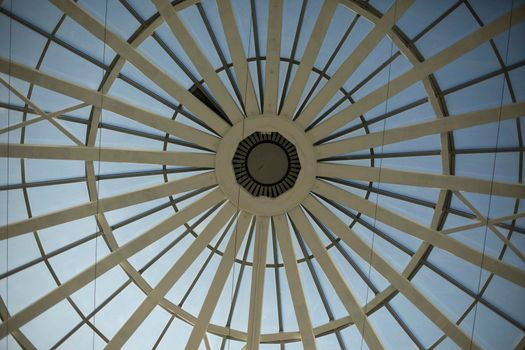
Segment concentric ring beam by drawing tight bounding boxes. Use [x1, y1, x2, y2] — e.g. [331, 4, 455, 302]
[273, 214, 317, 349]
[216, 0, 259, 116]
[105, 202, 237, 349]
[316, 102, 525, 159]
[0, 59, 220, 151]
[288, 207, 384, 350]
[280, 0, 338, 118]
[309, 4, 525, 141]
[0, 144, 215, 167]
[295, 0, 415, 128]
[313, 180, 525, 288]
[185, 211, 253, 350]
[246, 216, 269, 350]
[0, 188, 225, 341]
[0, 171, 216, 240]
[317, 163, 525, 198]
[263, 0, 283, 114]
[302, 195, 482, 350]
[152, 0, 244, 123]
[49, 0, 230, 136]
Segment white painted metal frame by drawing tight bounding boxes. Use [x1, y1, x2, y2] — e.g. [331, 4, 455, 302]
[0, 0, 523, 348]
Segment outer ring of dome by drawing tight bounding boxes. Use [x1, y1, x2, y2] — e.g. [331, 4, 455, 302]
[77, 0, 454, 344]
[216, 115, 316, 216]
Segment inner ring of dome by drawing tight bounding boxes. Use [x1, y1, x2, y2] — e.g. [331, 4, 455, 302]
[233, 131, 301, 198]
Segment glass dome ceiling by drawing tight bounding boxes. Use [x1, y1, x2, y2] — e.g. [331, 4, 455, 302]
[1, 0, 525, 349]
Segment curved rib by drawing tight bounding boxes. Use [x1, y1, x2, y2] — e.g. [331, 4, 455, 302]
[302, 194, 481, 350]
[0, 188, 225, 340]
[308, 4, 525, 141]
[49, 0, 231, 135]
[313, 180, 525, 288]
[105, 201, 237, 349]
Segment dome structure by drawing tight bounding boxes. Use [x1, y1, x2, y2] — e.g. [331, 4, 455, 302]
[0, 0, 525, 349]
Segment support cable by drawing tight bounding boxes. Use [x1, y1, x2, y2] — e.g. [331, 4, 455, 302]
[360, 1, 398, 349]
[468, 0, 514, 348]
[92, 0, 109, 348]
[3, 0, 12, 348]
[228, 2, 254, 349]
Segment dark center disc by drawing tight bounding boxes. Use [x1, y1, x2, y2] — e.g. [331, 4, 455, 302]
[246, 142, 289, 185]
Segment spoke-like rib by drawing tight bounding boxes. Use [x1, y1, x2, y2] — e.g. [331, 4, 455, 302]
[0, 171, 215, 240]
[316, 102, 525, 159]
[295, 0, 414, 128]
[0, 59, 220, 151]
[301, 195, 481, 350]
[273, 214, 317, 349]
[313, 180, 525, 287]
[280, 0, 338, 118]
[317, 163, 525, 198]
[105, 202, 237, 349]
[288, 207, 384, 350]
[309, 4, 525, 141]
[217, 0, 259, 116]
[0, 144, 214, 167]
[152, 0, 243, 123]
[0, 188, 225, 340]
[49, 0, 230, 135]
[185, 211, 252, 349]
[246, 216, 269, 350]
[263, 0, 283, 115]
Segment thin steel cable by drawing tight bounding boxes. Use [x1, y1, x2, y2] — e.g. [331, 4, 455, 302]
[4, 1, 12, 348]
[360, 1, 398, 349]
[92, 0, 109, 348]
[468, 1, 514, 348]
[227, 3, 254, 349]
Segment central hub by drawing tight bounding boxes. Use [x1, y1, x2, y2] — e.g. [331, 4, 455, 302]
[233, 132, 300, 198]
[247, 142, 288, 184]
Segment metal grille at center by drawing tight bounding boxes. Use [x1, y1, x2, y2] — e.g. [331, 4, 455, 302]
[232, 132, 301, 198]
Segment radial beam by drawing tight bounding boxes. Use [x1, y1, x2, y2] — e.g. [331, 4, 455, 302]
[263, 0, 283, 115]
[301, 195, 481, 350]
[0, 59, 220, 151]
[185, 211, 252, 350]
[0, 188, 225, 340]
[317, 163, 525, 198]
[0, 144, 214, 167]
[0, 171, 216, 240]
[152, 0, 244, 123]
[105, 202, 237, 349]
[216, 0, 259, 116]
[246, 216, 269, 350]
[280, 0, 338, 118]
[313, 180, 525, 287]
[288, 207, 384, 350]
[273, 214, 317, 349]
[295, 0, 414, 128]
[309, 4, 525, 141]
[316, 102, 525, 159]
[49, 0, 230, 135]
